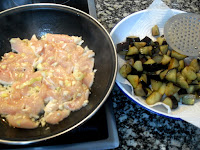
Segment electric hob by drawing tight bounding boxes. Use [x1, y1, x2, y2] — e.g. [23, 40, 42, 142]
[0, 0, 119, 149]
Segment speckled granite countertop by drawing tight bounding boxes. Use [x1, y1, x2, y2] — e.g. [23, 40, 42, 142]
[94, 0, 200, 149]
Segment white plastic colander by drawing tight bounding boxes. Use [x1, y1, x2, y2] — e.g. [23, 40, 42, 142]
[164, 13, 200, 56]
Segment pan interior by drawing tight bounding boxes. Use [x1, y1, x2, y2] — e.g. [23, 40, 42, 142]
[0, 4, 116, 143]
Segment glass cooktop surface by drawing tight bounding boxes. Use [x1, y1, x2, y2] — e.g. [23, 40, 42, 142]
[0, 0, 89, 13]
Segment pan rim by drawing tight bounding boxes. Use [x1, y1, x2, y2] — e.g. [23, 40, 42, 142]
[0, 3, 117, 145]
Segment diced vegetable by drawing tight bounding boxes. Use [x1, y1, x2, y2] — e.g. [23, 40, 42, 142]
[168, 58, 179, 70]
[160, 69, 168, 80]
[197, 73, 200, 81]
[127, 75, 139, 88]
[156, 69, 163, 75]
[151, 79, 162, 91]
[119, 63, 132, 78]
[146, 91, 162, 105]
[157, 36, 165, 45]
[182, 66, 197, 81]
[139, 74, 147, 84]
[161, 55, 171, 65]
[190, 59, 199, 72]
[178, 60, 185, 71]
[135, 83, 146, 97]
[127, 46, 139, 55]
[133, 60, 143, 71]
[163, 97, 173, 109]
[117, 42, 129, 52]
[141, 36, 153, 46]
[145, 88, 153, 97]
[170, 96, 179, 109]
[147, 74, 162, 81]
[165, 69, 177, 83]
[134, 42, 146, 49]
[117, 28, 199, 109]
[152, 25, 160, 36]
[165, 82, 180, 96]
[186, 85, 195, 94]
[153, 55, 163, 64]
[126, 36, 140, 44]
[171, 50, 187, 60]
[143, 63, 166, 72]
[143, 58, 155, 64]
[139, 46, 152, 55]
[160, 45, 168, 55]
[176, 72, 189, 89]
[182, 94, 196, 105]
[166, 50, 171, 56]
[127, 58, 134, 66]
[140, 80, 149, 88]
[130, 67, 142, 76]
[158, 82, 166, 95]
[178, 88, 187, 95]
[173, 93, 180, 102]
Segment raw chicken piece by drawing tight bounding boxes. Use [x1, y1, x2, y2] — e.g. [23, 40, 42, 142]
[10, 35, 46, 56]
[0, 72, 46, 129]
[0, 72, 45, 115]
[44, 109, 70, 125]
[29, 35, 46, 55]
[0, 96, 24, 115]
[82, 72, 95, 88]
[43, 99, 70, 124]
[42, 33, 83, 45]
[6, 114, 39, 129]
[37, 48, 74, 74]
[73, 47, 95, 87]
[0, 33, 95, 129]
[0, 52, 36, 84]
[63, 85, 90, 111]
[42, 73, 90, 119]
[10, 38, 35, 55]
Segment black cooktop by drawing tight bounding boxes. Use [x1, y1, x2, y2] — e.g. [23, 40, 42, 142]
[1, 105, 108, 149]
[0, 0, 89, 13]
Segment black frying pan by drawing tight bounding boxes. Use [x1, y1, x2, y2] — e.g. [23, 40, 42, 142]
[0, 4, 117, 144]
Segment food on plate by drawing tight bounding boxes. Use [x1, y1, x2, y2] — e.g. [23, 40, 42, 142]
[0, 34, 95, 129]
[117, 31, 200, 109]
[152, 25, 160, 36]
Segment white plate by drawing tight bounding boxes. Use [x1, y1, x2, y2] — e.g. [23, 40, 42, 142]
[110, 9, 185, 119]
